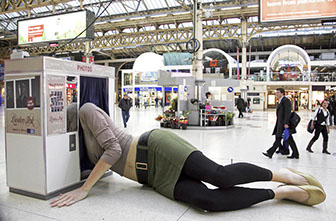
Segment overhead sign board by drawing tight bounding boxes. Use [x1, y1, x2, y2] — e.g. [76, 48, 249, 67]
[259, 0, 336, 23]
[18, 10, 94, 45]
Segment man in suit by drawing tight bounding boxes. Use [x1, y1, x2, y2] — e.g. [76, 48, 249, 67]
[263, 88, 299, 159]
[235, 95, 245, 118]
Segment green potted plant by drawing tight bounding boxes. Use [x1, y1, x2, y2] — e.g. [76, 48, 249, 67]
[226, 112, 235, 125]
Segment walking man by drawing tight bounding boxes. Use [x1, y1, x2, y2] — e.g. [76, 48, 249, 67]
[262, 88, 299, 159]
[236, 95, 245, 118]
[118, 94, 132, 128]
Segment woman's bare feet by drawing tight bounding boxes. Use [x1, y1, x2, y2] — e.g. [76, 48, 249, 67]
[274, 185, 309, 202]
[272, 168, 309, 185]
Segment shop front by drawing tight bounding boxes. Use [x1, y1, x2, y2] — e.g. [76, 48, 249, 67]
[325, 85, 336, 99]
[122, 70, 178, 107]
[267, 87, 309, 111]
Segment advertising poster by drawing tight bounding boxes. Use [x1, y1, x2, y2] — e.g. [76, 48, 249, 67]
[18, 11, 87, 45]
[260, 0, 336, 23]
[15, 79, 30, 108]
[6, 109, 41, 135]
[5, 75, 41, 136]
[47, 75, 66, 135]
[140, 72, 158, 82]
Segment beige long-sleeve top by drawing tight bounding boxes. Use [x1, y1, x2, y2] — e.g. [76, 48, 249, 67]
[79, 102, 134, 176]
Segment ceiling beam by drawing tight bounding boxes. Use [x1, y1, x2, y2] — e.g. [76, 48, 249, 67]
[0, 0, 74, 14]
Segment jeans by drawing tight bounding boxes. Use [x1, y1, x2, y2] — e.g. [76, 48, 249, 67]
[174, 151, 274, 211]
[121, 111, 130, 127]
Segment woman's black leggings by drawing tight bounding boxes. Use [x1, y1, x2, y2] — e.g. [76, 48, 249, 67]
[173, 151, 275, 212]
[311, 124, 328, 142]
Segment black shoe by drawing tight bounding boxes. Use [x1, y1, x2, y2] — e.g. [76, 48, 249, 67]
[323, 150, 331, 155]
[280, 150, 290, 155]
[276, 150, 282, 154]
[124, 125, 127, 128]
[287, 155, 299, 159]
[262, 152, 272, 159]
[306, 148, 313, 153]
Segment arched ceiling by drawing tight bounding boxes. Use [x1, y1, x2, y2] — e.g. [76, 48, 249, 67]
[0, 0, 335, 61]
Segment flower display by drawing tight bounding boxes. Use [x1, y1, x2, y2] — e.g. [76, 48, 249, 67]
[171, 117, 179, 124]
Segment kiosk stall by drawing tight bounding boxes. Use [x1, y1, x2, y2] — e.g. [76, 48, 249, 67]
[4, 57, 115, 199]
[157, 70, 239, 129]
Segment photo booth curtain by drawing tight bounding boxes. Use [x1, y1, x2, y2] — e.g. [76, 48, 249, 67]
[79, 76, 110, 172]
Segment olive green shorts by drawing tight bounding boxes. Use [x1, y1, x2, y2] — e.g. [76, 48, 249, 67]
[144, 129, 198, 199]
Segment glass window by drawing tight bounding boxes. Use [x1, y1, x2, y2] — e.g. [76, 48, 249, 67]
[123, 73, 133, 86]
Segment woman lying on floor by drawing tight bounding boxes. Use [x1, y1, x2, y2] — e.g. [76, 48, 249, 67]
[51, 103, 326, 211]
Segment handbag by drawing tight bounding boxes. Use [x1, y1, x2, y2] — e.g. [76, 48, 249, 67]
[283, 128, 290, 141]
[307, 119, 316, 133]
[289, 112, 301, 128]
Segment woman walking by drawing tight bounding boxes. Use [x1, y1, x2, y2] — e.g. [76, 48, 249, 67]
[306, 100, 331, 154]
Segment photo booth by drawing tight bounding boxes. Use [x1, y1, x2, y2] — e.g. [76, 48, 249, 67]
[4, 56, 115, 199]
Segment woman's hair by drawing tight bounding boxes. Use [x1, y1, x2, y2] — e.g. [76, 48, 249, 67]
[321, 100, 328, 105]
[206, 92, 211, 98]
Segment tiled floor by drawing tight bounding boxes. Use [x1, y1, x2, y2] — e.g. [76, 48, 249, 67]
[0, 105, 335, 221]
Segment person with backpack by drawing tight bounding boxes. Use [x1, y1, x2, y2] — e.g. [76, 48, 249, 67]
[306, 100, 331, 154]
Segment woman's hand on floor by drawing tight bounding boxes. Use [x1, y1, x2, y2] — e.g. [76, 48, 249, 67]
[50, 187, 88, 207]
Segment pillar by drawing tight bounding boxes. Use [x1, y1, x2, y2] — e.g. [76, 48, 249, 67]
[241, 20, 247, 80]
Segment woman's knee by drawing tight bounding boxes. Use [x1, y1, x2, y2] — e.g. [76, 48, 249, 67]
[190, 194, 220, 211]
[311, 135, 319, 142]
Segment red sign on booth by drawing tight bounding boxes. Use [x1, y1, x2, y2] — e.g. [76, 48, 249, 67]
[82, 56, 94, 64]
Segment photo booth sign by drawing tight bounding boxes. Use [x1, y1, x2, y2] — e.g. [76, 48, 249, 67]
[46, 75, 66, 135]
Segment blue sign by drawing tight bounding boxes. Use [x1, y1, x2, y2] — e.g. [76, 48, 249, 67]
[173, 88, 178, 92]
[227, 87, 233, 93]
[165, 87, 172, 91]
[123, 87, 133, 92]
[134, 87, 162, 92]
[184, 86, 188, 92]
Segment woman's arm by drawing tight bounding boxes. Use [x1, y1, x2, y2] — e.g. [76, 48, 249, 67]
[50, 158, 111, 207]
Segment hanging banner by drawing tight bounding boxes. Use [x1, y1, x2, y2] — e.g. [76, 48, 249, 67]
[259, 0, 336, 23]
[47, 75, 66, 135]
[237, 48, 240, 80]
[248, 45, 251, 79]
[0, 64, 4, 80]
